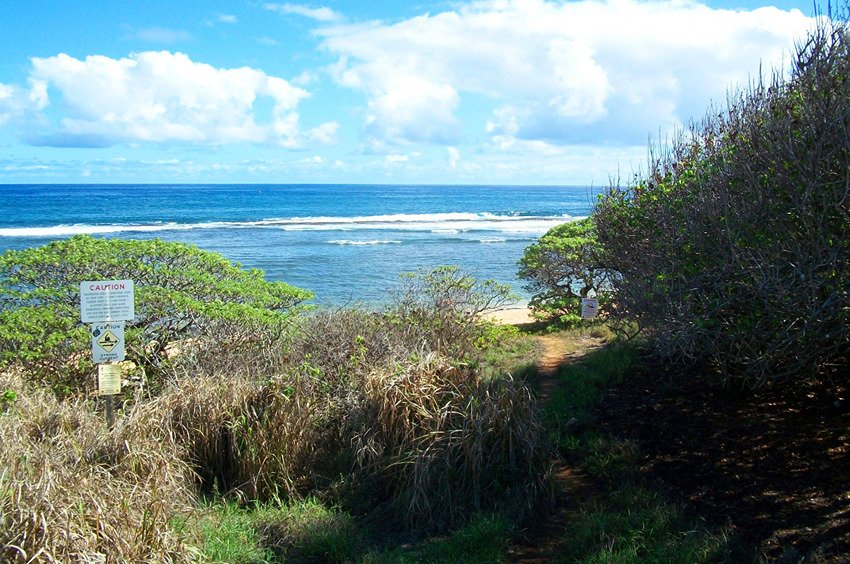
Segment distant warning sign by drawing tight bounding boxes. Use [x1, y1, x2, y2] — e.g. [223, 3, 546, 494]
[98, 363, 122, 396]
[581, 298, 599, 320]
[80, 280, 134, 322]
[91, 322, 125, 363]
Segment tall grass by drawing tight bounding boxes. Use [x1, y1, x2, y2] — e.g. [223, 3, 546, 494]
[1, 268, 548, 559]
[0, 370, 194, 562]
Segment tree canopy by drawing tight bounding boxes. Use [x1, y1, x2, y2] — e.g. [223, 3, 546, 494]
[517, 218, 608, 323]
[0, 235, 311, 395]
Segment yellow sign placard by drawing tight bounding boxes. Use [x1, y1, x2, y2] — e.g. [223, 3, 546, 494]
[98, 364, 122, 396]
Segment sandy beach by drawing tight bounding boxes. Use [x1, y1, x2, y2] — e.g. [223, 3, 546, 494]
[484, 306, 535, 325]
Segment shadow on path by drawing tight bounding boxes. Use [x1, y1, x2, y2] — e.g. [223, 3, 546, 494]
[506, 331, 606, 563]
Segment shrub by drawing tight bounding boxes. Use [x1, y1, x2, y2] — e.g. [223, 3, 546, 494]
[388, 265, 517, 360]
[353, 355, 549, 527]
[594, 16, 850, 384]
[517, 218, 609, 324]
[0, 235, 311, 396]
[141, 269, 547, 528]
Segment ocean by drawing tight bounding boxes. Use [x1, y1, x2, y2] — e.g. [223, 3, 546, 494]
[0, 184, 595, 305]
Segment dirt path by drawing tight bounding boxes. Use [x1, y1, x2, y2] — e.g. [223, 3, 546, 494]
[533, 334, 580, 401]
[505, 332, 605, 563]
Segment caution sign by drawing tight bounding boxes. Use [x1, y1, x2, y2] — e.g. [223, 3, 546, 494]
[91, 322, 125, 363]
[97, 328, 120, 351]
[80, 279, 135, 323]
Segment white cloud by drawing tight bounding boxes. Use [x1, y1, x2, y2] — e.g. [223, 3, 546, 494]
[256, 36, 280, 46]
[25, 51, 337, 148]
[265, 3, 342, 22]
[219, 14, 238, 24]
[319, 0, 816, 147]
[0, 83, 16, 126]
[365, 75, 460, 144]
[0, 79, 46, 126]
[447, 147, 459, 169]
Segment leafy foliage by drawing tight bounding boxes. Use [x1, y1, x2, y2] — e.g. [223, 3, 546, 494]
[0, 235, 311, 396]
[389, 265, 517, 359]
[517, 218, 608, 324]
[594, 17, 850, 384]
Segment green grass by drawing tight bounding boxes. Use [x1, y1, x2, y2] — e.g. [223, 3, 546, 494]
[544, 339, 637, 453]
[193, 498, 361, 563]
[476, 321, 540, 381]
[543, 336, 732, 562]
[560, 485, 730, 563]
[364, 513, 513, 563]
[191, 500, 512, 563]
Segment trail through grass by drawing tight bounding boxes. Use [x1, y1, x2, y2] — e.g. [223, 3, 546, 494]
[512, 328, 733, 563]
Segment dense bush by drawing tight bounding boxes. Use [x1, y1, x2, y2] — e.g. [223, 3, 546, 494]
[595, 17, 850, 383]
[167, 267, 547, 526]
[155, 355, 547, 528]
[0, 235, 311, 396]
[517, 218, 609, 324]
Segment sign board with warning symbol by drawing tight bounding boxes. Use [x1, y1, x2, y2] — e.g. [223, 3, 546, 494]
[91, 322, 125, 363]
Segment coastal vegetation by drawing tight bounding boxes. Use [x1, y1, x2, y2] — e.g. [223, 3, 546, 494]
[595, 18, 850, 385]
[0, 235, 311, 397]
[1, 251, 548, 561]
[517, 217, 609, 325]
[2, 12, 850, 564]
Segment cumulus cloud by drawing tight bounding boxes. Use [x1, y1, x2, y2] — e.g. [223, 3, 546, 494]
[24, 51, 337, 148]
[319, 0, 816, 147]
[0, 79, 47, 126]
[447, 147, 460, 169]
[265, 3, 342, 22]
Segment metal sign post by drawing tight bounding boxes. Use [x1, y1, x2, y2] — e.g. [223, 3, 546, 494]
[81, 279, 135, 429]
[98, 363, 122, 428]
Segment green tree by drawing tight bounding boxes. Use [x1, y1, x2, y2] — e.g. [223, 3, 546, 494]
[517, 218, 607, 324]
[0, 235, 311, 396]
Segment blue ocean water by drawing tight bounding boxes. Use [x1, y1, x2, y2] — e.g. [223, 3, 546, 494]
[0, 184, 595, 305]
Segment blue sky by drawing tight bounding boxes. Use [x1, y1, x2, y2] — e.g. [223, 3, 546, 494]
[0, 0, 826, 185]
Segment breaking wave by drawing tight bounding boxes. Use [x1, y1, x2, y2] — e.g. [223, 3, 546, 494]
[0, 212, 580, 238]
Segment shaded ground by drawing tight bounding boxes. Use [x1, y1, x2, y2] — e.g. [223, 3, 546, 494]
[504, 326, 849, 562]
[506, 330, 605, 563]
[596, 360, 850, 561]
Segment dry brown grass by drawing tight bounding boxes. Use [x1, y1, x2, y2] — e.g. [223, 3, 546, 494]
[354, 354, 550, 527]
[0, 370, 194, 562]
[1, 272, 550, 558]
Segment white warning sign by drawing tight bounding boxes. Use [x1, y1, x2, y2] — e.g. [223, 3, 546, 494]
[80, 280, 135, 323]
[581, 298, 599, 320]
[91, 322, 125, 363]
